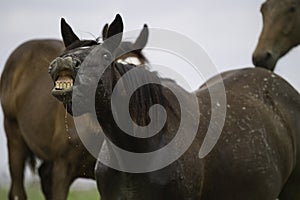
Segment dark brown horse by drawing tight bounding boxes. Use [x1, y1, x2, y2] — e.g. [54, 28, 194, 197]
[0, 15, 148, 200]
[49, 20, 300, 199]
[253, 0, 300, 70]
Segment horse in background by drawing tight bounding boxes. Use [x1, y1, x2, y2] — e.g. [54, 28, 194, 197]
[253, 0, 300, 71]
[253, 2, 300, 197]
[49, 16, 300, 199]
[0, 14, 148, 200]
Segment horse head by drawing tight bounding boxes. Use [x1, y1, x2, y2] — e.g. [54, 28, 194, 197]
[252, 0, 300, 70]
[49, 14, 148, 115]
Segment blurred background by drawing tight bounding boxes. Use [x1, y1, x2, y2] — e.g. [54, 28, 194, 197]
[1, 0, 300, 198]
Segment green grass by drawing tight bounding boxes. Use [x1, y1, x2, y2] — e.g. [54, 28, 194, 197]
[0, 185, 100, 200]
[68, 189, 100, 200]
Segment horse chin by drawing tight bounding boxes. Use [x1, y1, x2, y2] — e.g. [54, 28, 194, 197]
[263, 59, 277, 71]
[255, 62, 276, 71]
[51, 87, 73, 114]
[252, 54, 277, 71]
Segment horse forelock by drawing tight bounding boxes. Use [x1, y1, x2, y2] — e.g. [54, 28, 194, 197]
[59, 40, 99, 61]
[65, 40, 99, 52]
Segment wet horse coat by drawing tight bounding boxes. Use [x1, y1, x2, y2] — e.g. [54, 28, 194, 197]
[1, 15, 148, 200]
[49, 23, 300, 199]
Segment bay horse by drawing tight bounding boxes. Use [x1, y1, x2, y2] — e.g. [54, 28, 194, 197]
[252, 0, 300, 71]
[49, 20, 300, 199]
[0, 15, 148, 200]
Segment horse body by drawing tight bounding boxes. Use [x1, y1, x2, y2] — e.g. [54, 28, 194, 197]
[1, 39, 98, 200]
[253, 0, 300, 70]
[49, 31, 300, 199]
[48, 14, 300, 200]
[1, 15, 149, 200]
[94, 66, 300, 200]
[200, 68, 300, 199]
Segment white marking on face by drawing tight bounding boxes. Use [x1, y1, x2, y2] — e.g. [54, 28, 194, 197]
[116, 59, 128, 65]
[117, 56, 142, 66]
[78, 46, 92, 50]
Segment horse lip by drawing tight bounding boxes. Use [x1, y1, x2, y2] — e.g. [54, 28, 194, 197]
[51, 68, 75, 94]
[51, 86, 73, 94]
[51, 87, 73, 103]
[53, 70, 75, 82]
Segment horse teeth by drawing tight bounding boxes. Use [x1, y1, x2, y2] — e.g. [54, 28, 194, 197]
[55, 76, 74, 90]
[55, 82, 61, 89]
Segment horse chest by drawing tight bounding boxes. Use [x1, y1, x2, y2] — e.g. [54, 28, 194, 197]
[98, 164, 189, 200]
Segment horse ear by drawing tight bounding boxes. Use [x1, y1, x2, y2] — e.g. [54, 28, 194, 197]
[61, 18, 80, 47]
[107, 14, 124, 38]
[104, 14, 124, 52]
[134, 24, 149, 52]
[102, 23, 109, 40]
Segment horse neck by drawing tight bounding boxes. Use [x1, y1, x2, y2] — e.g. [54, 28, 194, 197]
[295, 13, 300, 45]
[95, 63, 180, 153]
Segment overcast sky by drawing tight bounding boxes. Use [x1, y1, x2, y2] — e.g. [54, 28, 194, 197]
[1, 0, 300, 189]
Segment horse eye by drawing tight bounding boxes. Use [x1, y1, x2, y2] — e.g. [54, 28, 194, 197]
[289, 6, 296, 13]
[103, 53, 111, 61]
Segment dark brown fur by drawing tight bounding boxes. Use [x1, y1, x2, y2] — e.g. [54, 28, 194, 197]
[0, 39, 98, 200]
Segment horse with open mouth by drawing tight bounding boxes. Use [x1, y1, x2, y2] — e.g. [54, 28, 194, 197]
[1, 14, 148, 200]
[253, 0, 300, 71]
[49, 16, 300, 200]
[51, 15, 148, 115]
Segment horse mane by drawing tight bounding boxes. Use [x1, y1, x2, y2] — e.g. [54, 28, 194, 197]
[112, 62, 169, 128]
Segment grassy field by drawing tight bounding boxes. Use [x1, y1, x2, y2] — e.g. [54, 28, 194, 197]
[0, 185, 100, 200]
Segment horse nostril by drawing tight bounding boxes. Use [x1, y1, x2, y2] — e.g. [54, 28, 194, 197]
[56, 58, 65, 66]
[52, 57, 74, 71]
[265, 51, 272, 60]
[252, 50, 277, 70]
[253, 51, 273, 65]
[48, 65, 53, 73]
[48, 59, 58, 74]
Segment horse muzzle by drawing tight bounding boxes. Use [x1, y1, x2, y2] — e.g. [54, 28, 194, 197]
[252, 49, 278, 71]
[49, 56, 77, 105]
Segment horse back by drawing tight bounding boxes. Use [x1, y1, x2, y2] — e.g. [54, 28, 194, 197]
[197, 67, 300, 199]
[0, 39, 64, 118]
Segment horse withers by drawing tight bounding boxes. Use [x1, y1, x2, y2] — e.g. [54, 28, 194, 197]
[253, 0, 300, 70]
[49, 17, 300, 199]
[1, 15, 148, 200]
